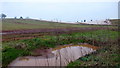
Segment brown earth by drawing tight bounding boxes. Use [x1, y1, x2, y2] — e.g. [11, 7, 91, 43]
[2, 27, 115, 42]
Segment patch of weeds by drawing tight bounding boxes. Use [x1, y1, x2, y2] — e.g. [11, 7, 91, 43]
[67, 60, 82, 66]
[21, 38, 56, 51]
[111, 54, 120, 62]
[2, 48, 24, 67]
[79, 55, 92, 62]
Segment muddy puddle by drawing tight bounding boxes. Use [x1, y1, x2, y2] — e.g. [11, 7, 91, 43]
[9, 44, 98, 66]
[0, 33, 6, 35]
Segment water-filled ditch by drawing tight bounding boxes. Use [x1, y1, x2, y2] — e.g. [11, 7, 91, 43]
[9, 44, 99, 66]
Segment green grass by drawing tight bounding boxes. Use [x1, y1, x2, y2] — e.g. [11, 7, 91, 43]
[2, 30, 119, 67]
[2, 19, 85, 30]
[2, 18, 116, 30]
[67, 60, 82, 66]
[2, 48, 24, 66]
[67, 44, 120, 67]
[67, 30, 119, 66]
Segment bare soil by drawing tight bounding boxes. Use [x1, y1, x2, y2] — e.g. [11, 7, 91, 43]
[2, 27, 114, 42]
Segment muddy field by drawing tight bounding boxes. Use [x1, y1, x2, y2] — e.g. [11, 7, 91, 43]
[2, 27, 116, 42]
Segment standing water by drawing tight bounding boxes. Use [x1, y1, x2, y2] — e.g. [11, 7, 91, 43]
[9, 44, 98, 66]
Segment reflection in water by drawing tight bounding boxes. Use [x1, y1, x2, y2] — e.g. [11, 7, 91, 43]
[9, 45, 97, 66]
[0, 33, 6, 35]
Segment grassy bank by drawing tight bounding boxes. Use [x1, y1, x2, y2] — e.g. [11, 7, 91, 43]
[2, 30, 119, 67]
[67, 44, 120, 67]
[67, 31, 119, 67]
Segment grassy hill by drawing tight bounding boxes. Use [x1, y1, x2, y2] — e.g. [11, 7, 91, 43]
[2, 18, 116, 31]
[2, 18, 90, 31]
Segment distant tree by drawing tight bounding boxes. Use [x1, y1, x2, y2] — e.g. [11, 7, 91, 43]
[0, 13, 7, 19]
[84, 20, 86, 22]
[20, 16, 23, 19]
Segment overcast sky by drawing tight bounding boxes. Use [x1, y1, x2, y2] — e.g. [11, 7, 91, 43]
[0, 0, 119, 22]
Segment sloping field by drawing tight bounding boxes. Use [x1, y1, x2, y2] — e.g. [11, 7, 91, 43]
[2, 19, 90, 31]
[2, 29, 119, 67]
[2, 19, 117, 42]
[2, 18, 116, 31]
